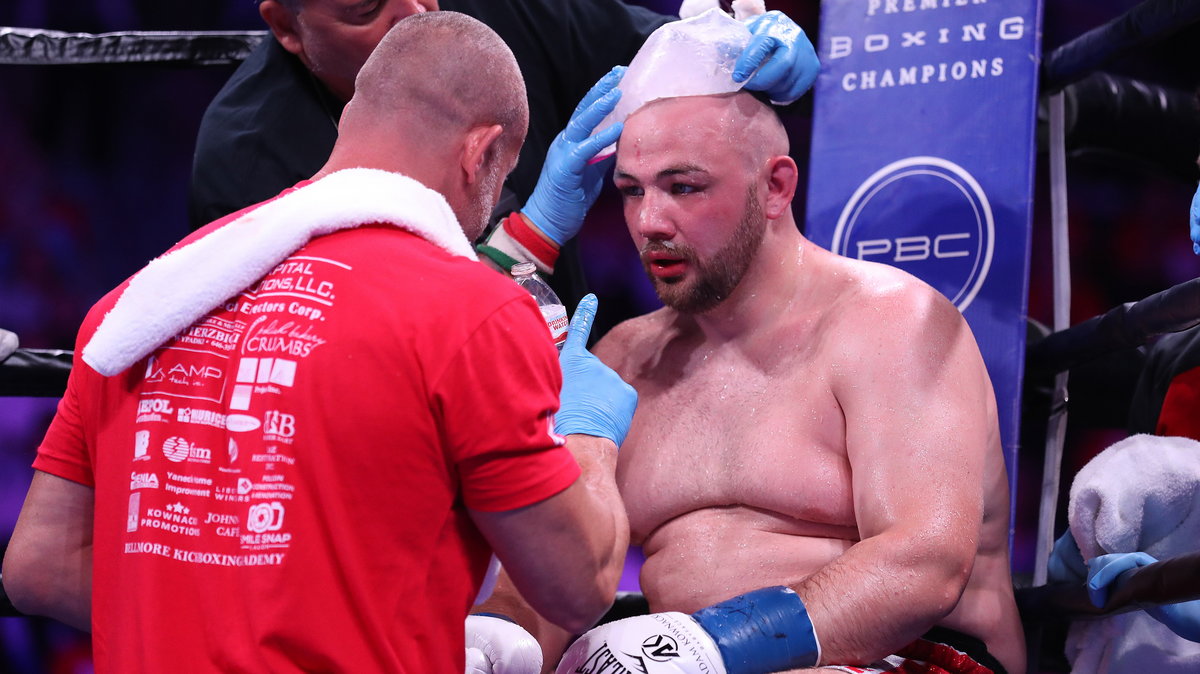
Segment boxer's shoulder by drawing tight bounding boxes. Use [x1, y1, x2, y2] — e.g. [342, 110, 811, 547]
[817, 255, 966, 352]
[828, 253, 946, 313]
[594, 307, 679, 377]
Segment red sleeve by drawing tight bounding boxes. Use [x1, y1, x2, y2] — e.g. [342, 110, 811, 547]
[33, 352, 95, 487]
[432, 296, 579, 512]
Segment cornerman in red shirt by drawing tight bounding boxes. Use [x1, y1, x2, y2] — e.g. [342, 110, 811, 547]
[2, 12, 635, 673]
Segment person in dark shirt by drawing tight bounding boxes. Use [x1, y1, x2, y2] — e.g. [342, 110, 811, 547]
[190, 0, 819, 315]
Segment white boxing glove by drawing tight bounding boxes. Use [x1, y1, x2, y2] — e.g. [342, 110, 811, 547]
[555, 613, 727, 674]
[465, 645, 491, 674]
[465, 614, 543, 674]
[555, 587, 819, 674]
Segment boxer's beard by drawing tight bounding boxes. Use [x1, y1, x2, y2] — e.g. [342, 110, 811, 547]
[642, 186, 766, 314]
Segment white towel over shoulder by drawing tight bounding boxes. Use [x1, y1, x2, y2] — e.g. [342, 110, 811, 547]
[82, 169, 473, 376]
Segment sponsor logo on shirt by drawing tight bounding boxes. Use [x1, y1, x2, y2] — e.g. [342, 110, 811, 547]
[136, 398, 174, 423]
[127, 492, 140, 532]
[175, 316, 245, 352]
[145, 359, 223, 386]
[242, 318, 328, 358]
[263, 410, 296, 441]
[230, 357, 297, 411]
[164, 471, 213, 498]
[162, 436, 212, 464]
[204, 512, 241, 538]
[246, 502, 285, 534]
[134, 430, 151, 461]
[250, 446, 296, 467]
[247, 474, 296, 501]
[140, 348, 230, 404]
[176, 407, 227, 430]
[131, 472, 160, 490]
[213, 477, 252, 503]
[225, 414, 261, 433]
[242, 502, 290, 548]
[140, 502, 201, 536]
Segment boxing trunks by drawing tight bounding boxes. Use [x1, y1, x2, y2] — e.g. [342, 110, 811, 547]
[823, 627, 1006, 674]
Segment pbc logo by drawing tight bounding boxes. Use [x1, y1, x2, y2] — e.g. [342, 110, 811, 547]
[831, 156, 995, 312]
[641, 634, 679, 662]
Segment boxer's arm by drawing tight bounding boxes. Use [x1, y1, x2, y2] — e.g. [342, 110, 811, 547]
[807, 283, 989, 663]
[470, 433, 628, 634]
[3, 471, 94, 631]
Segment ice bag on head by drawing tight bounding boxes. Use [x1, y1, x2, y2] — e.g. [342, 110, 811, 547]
[591, 8, 754, 159]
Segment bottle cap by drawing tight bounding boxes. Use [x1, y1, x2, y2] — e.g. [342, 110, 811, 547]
[510, 262, 537, 277]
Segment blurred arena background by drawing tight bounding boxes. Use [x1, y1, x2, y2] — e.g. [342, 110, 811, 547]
[1, 0, 1197, 670]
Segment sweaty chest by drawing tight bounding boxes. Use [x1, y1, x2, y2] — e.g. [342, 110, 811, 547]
[616, 349, 856, 543]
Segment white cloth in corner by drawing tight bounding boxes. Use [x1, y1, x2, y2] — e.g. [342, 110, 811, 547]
[82, 168, 472, 377]
[1066, 433, 1200, 673]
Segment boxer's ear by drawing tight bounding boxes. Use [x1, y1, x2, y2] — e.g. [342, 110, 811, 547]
[763, 155, 798, 220]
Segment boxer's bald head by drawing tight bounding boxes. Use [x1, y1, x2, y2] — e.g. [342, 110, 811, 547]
[640, 92, 788, 170]
[324, 12, 528, 238]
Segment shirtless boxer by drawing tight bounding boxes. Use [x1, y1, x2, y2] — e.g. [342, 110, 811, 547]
[555, 92, 1025, 673]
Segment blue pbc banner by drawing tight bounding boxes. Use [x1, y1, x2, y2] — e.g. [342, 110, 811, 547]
[805, 0, 1043, 504]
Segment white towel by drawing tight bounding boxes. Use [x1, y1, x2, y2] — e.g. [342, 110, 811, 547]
[83, 168, 473, 376]
[1066, 433, 1200, 673]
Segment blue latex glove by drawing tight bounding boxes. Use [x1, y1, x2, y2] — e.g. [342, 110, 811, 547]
[733, 11, 820, 105]
[521, 68, 626, 247]
[1048, 531, 1088, 583]
[1088, 552, 1200, 642]
[553, 294, 637, 446]
[1190, 183, 1200, 255]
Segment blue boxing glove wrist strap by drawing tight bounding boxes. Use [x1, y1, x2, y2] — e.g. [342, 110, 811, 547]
[691, 586, 821, 674]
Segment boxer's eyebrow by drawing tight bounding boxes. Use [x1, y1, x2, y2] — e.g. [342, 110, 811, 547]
[614, 164, 708, 183]
[656, 164, 708, 179]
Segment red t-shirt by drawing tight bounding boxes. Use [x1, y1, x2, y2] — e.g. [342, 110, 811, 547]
[36, 210, 579, 672]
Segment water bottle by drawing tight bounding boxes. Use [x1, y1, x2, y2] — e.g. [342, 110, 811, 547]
[511, 262, 568, 351]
